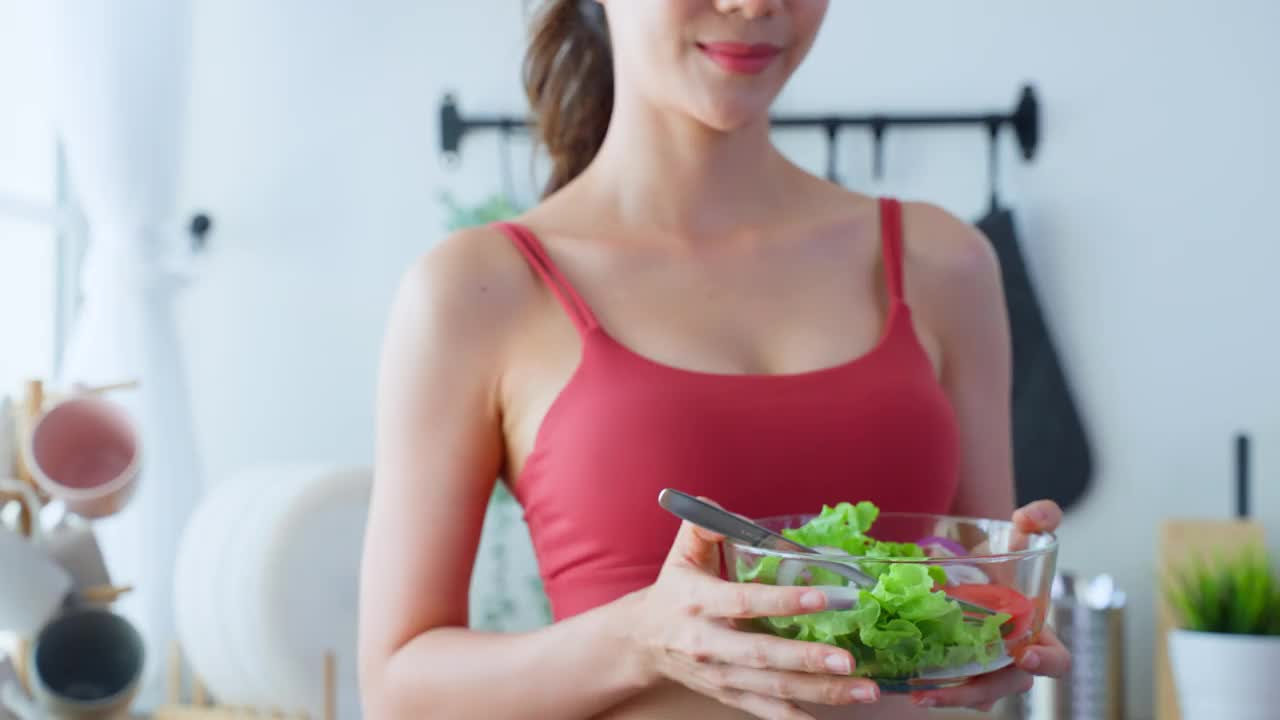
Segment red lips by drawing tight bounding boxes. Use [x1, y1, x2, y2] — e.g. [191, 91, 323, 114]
[698, 42, 782, 75]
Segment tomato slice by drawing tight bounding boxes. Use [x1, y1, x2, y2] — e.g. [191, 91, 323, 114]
[945, 584, 1036, 641]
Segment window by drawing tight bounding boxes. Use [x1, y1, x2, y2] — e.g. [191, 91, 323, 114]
[0, 0, 67, 398]
[0, 112, 61, 395]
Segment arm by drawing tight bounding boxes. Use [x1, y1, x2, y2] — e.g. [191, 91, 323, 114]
[356, 230, 649, 719]
[907, 205, 1017, 521]
[358, 229, 880, 720]
[901, 204, 1070, 711]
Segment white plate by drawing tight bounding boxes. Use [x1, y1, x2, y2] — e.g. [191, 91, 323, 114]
[218, 465, 323, 708]
[247, 467, 370, 719]
[174, 471, 259, 705]
[177, 465, 371, 717]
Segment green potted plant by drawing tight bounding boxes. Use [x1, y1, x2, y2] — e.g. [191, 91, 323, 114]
[1165, 545, 1280, 719]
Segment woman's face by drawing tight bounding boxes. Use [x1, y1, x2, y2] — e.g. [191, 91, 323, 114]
[601, 0, 829, 131]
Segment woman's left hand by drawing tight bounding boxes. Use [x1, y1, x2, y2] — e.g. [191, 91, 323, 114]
[910, 500, 1072, 711]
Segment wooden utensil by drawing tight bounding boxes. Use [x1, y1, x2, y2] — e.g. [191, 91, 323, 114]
[76, 584, 134, 605]
[13, 381, 42, 490]
[3, 381, 45, 537]
[46, 380, 141, 404]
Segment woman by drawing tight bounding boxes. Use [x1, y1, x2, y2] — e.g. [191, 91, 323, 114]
[358, 1, 1069, 718]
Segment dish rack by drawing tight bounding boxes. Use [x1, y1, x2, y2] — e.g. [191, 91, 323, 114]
[153, 641, 337, 720]
[2, 379, 340, 719]
[2, 379, 48, 536]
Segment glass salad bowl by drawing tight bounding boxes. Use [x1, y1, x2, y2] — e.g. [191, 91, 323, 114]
[722, 502, 1058, 692]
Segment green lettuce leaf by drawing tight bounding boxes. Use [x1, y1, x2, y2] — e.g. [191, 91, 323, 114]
[737, 554, 780, 584]
[738, 502, 1014, 679]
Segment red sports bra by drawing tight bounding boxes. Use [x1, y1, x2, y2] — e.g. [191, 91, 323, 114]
[495, 198, 960, 620]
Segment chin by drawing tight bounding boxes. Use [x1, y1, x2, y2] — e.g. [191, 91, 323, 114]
[689, 93, 776, 133]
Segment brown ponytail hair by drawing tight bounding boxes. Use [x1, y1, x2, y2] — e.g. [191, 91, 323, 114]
[524, 0, 613, 197]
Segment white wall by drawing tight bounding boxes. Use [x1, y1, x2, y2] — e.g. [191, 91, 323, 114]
[178, 2, 1280, 716]
[0, 0, 58, 397]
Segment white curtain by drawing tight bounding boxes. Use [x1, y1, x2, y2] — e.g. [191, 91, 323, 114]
[49, 0, 200, 710]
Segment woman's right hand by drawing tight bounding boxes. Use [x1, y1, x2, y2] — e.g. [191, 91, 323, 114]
[622, 517, 882, 720]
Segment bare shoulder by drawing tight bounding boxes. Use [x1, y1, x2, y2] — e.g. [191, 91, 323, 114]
[799, 181, 1000, 292]
[898, 201, 1004, 319]
[385, 223, 539, 361]
[798, 179, 1000, 295]
[899, 201, 1000, 286]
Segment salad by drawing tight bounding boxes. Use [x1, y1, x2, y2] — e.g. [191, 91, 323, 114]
[735, 501, 1034, 679]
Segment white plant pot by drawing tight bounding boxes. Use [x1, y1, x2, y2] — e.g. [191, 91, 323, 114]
[1169, 629, 1280, 720]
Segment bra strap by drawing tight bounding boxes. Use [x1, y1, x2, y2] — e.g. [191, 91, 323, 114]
[494, 222, 600, 333]
[878, 197, 905, 301]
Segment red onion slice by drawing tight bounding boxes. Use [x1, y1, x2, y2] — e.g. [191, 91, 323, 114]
[942, 564, 990, 585]
[916, 536, 968, 558]
[776, 559, 807, 587]
[776, 547, 845, 587]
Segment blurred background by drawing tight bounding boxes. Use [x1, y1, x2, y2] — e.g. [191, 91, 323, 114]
[2, 1, 1278, 719]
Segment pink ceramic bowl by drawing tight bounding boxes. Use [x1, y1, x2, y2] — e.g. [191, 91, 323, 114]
[28, 396, 140, 519]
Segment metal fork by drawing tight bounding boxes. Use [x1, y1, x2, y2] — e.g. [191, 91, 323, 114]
[657, 489, 999, 617]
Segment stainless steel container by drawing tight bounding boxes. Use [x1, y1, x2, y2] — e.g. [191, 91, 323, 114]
[1028, 573, 1127, 720]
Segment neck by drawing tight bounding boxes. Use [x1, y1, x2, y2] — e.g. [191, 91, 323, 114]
[577, 95, 792, 240]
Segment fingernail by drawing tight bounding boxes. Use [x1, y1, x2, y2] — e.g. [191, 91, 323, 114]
[851, 685, 878, 702]
[913, 696, 937, 707]
[822, 586, 859, 610]
[800, 590, 825, 610]
[825, 655, 851, 674]
[1020, 650, 1041, 670]
[1030, 506, 1052, 524]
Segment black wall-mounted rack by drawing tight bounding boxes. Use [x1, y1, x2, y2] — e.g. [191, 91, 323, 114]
[439, 84, 1040, 182]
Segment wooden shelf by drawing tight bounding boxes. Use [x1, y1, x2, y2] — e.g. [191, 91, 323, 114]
[151, 641, 336, 720]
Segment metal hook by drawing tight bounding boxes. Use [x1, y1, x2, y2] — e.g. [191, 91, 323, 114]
[499, 125, 516, 205]
[986, 118, 1002, 215]
[870, 118, 887, 180]
[823, 120, 840, 184]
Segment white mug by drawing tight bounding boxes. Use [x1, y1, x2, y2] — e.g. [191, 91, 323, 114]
[0, 479, 71, 636]
[38, 507, 112, 596]
[0, 654, 33, 720]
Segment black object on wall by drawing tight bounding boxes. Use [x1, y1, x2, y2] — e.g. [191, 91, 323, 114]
[1235, 433, 1250, 519]
[440, 85, 1041, 183]
[189, 212, 213, 253]
[976, 127, 1093, 511]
